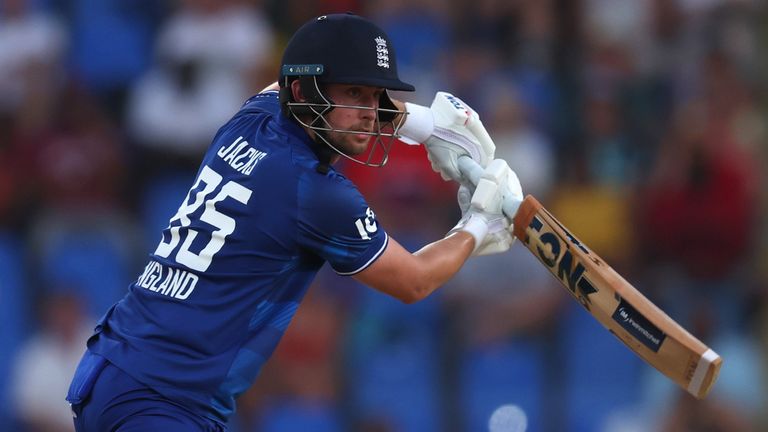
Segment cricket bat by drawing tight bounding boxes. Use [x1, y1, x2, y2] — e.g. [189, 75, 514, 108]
[456, 156, 722, 399]
[512, 195, 722, 399]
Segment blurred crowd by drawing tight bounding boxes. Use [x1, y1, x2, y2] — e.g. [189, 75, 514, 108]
[0, 0, 767, 431]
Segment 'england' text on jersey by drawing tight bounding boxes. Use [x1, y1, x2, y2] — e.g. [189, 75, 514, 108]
[217, 136, 268, 175]
[136, 260, 198, 300]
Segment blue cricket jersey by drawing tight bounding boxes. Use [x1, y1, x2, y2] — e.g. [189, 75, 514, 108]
[86, 91, 388, 424]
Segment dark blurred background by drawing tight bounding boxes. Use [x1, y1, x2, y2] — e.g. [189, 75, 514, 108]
[1, 0, 766, 431]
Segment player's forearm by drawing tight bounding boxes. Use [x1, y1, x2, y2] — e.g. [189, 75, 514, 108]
[408, 231, 475, 299]
[353, 231, 475, 304]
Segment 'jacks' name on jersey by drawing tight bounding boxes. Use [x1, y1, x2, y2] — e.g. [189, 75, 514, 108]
[217, 136, 268, 175]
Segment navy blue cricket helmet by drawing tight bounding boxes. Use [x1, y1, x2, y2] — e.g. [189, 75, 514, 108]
[279, 13, 415, 168]
[280, 13, 414, 92]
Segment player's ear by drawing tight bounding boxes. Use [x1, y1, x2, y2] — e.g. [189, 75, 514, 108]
[290, 79, 306, 102]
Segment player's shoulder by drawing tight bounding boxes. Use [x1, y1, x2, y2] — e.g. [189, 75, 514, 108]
[296, 159, 357, 189]
[239, 90, 280, 114]
[297, 165, 365, 214]
[212, 90, 301, 155]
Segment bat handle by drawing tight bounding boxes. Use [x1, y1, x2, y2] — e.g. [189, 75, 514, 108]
[457, 155, 522, 219]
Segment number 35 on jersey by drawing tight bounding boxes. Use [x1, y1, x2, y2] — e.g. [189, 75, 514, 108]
[155, 166, 252, 272]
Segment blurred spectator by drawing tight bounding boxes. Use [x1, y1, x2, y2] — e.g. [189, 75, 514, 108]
[58, 0, 165, 121]
[3, 79, 127, 231]
[579, 35, 643, 188]
[442, 43, 499, 114]
[451, 0, 521, 57]
[583, 93, 636, 188]
[0, 232, 28, 431]
[549, 183, 635, 268]
[443, 246, 563, 349]
[27, 207, 143, 317]
[0, 0, 68, 228]
[342, 276, 445, 432]
[238, 281, 347, 431]
[22, 78, 145, 314]
[583, 0, 650, 54]
[342, 140, 457, 239]
[126, 0, 275, 176]
[10, 290, 93, 432]
[0, 114, 29, 229]
[262, 283, 345, 401]
[19, 82, 127, 213]
[367, 0, 452, 103]
[636, 84, 763, 428]
[639, 98, 759, 330]
[451, 1, 559, 121]
[659, 393, 754, 432]
[264, 0, 362, 37]
[0, 0, 67, 132]
[485, 83, 556, 200]
[441, 245, 563, 431]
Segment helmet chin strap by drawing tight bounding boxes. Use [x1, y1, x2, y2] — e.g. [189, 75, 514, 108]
[280, 76, 335, 173]
[311, 130, 335, 174]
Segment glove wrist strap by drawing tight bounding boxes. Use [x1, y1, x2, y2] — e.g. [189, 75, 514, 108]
[448, 213, 488, 252]
[400, 102, 434, 144]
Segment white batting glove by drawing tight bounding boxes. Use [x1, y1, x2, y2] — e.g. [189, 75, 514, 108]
[448, 159, 521, 256]
[398, 92, 495, 183]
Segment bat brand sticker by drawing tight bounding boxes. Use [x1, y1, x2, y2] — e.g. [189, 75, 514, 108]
[546, 210, 603, 267]
[612, 299, 667, 352]
[526, 216, 598, 310]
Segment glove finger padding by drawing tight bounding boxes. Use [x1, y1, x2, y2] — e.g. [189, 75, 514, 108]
[473, 220, 514, 256]
[457, 185, 471, 215]
[471, 159, 514, 256]
[448, 159, 516, 256]
[470, 159, 509, 213]
[426, 146, 458, 181]
[503, 168, 524, 205]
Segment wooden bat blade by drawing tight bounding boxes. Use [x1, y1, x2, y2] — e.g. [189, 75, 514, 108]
[512, 195, 722, 399]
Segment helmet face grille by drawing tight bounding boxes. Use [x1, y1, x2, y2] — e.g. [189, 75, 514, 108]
[286, 77, 406, 168]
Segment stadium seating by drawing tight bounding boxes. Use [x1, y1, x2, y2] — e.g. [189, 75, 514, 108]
[38, 220, 135, 317]
[461, 337, 545, 432]
[254, 398, 343, 432]
[0, 233, 28, 431]
[559, 302, 644, 432]
[345, 285, 444, 432]
[139, 172, 195, 247]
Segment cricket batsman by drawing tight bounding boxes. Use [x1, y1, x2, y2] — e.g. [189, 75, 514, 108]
[66, 13, 523, 431]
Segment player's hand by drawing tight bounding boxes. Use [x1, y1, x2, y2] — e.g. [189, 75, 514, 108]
[449, 159, 522, 256]
[398, 92, 495, 183]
